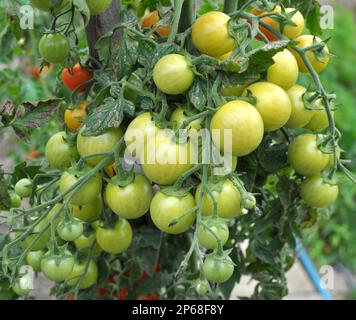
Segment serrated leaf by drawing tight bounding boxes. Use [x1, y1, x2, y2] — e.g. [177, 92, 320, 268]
[72, 0, 90, 26]
[188, 78, 207, 111]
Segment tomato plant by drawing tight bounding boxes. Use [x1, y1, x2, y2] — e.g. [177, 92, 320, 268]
[0, 0, 354, 302]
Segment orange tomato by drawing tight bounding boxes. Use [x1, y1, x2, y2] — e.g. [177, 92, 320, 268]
[104, 162, 116, 177]
[251, 6, 281, 41]
[64, 100, 89, 132]
[141, 10, 171, 37]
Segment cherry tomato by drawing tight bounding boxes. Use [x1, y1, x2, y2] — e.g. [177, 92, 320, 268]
[10, 192, 22, 208]
[195, 280, 210, 296]
[251, 6, 281, 41]
[326, 150, 341, 170]
[45, 131, 79, 170]
[105, 173, 153, 220]
[192, 11, 235, 57]
[77, 127, 123, 166]
[57, 218, 84, 241]
[288, 134, 329, 176]
[220, 83, 247, 97]
[118, 288, 129, 300]
[304, 101, 332, 131]
[150, 191, 196, 234]
[210, 100, 264, 157]
[67, 260, 98, 289]
[141, 130, 194, 186]
[86, 0, 112, 16]
[195, 179, 242, 219]
[39, 33, 69, 64]
[141, 10, 171, 37]
[96, 219, 133, 254]
[26, 250, 45, 272]
[285, 85, 314, 129]
[153, 54, 194, 95]
[31, 0, 69, 12]
[59, 169, 102, 206]
[291, 35, 330, 73]
[198, 218, 229, 250]
[280, 8, 305, 39]
[64, 100, 89, 132]
[40, 250, 75, 282]
[61, 64, 94, 92]
[267, 49, 299, 90]
[19, 219, 50, 251]
[170, 107, 202, 132]
[136, 293, 159, 300]
[69, 196, 102, 223]
[14, 178, 32, 198]
[74, 232, 103, 255]
[203, 254, 234, 283]
[31, 64, 54, 80]
[244, 82, 292, 132]
[301, 176, 339, 208]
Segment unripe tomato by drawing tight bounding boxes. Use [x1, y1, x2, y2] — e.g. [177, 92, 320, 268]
[41, 250, 75, 282]
[61, 64, 93, 92]
[10, 192, 22, 208]
[192, 11, 235, 57]
[198, 218, 229, 250]
[267, 49, 299, 90]
[326, 150, 341, 170]
[210, 156, 238, 176]
[96, 219, 133, 254]
[141, 130, 194, 186]
[39, 33, 69, 64]
[244, 82, 292, 132]
[86, 0, 112, 16]
[105, 173, 153, 220]
[153, 54, 194, 95]
[220, 83, 247, 97]
[291, 35, 330, 73]
[150, 191, 196, 234]
[45, 131, 79, 170]
[59, 169, 102, 206]
[19, 219, 50, 251]
[304, 102, 332, 131]
[69, 196, 102, 223]
[170, 107, 202, 131]
[77, 127, 123, 166]
[288, 134, 329, 176]
[195, 280, 210, 296]
[251, 6, 281, 41]
[281, 8, 305, 39]
[285, 85, 314, 129]
[195, 179, 242, 219]
[13, 280, 31, 297]
[57, 219, 84, 241]
[31, 0, 69, 12]
[210, 100, 264, 157]
[14, 178, 32, 198]
[300, 176, 339, 208]
[26, 250, 46, 272]
[64, 100, 89, 132]
[203, 254, 234, 283]
[67, 260, 98, 289]
[74, 232, 103, 255]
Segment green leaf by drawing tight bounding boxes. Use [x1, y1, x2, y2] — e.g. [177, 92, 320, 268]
[251, 237, 275, 264]
[188, 78, 207, 111]
[72, 0, 90, 26]
[257, 137, 288, 173]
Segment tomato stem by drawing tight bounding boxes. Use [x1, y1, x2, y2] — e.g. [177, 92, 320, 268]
[167, 0, 185, 44]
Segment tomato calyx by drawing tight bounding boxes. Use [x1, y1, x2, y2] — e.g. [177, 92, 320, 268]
[108, 168, 135, 188]
[160, 186, 192, 197]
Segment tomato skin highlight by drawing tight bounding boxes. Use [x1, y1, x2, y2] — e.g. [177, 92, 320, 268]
[39, 33, 69, 64]
[192, 11, 235, 57]
[61, 64, 93, 92]
[300, 176, 339, 208]
[153, 54, 194, 95]
[150, 191, 196, 234]
[96, 219, 133, 254]
[203, 255, 234, 283]
[291, 35, 330, 74]
[210, 100, 264, 157]
[244, 82, 292, 132]
[288, 134, 329, 176]
[105, 173, 153, 220]
[45, 131, 79, 170]
[267, 49, 299, 90]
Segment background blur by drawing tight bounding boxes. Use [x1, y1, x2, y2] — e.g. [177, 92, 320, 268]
[0, 0, 355, 299]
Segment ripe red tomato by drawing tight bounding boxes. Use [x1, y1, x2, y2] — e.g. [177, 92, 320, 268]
[61, 64, 94, 92]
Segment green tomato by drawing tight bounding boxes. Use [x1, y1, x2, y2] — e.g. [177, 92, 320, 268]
[40, 250, 75, 282]
[195, 280, 210, 296]
[14, 178, 32, 198]
[304, 101, 332, 131]
[45, 131, 79, 170]
[150, 191, 196, 234]
[59, 169, 102, 206]
[198, 218, 229, 250]
[300, 176, 339, 208]
[31, 0, 69, 12]
[170, 107, 202, 131]
[0, 278, 17, 300]
[220, 84, 247, 97]
[210, 100, 264, 157]
[69, 196, 102, 223]
[105, 173, 153, 220]
[13, 280, 31, 297]
[57, 219, 84, 241]
[39, 33, 69, 64]
[288, 134, 329, 176]
[195, 179, 242, 219]
[67, 260, 98, 289]
[26, 250, 46, 272]
[153, 54, 194, 95]
[74, 232, 103, 255]
[77, 127, 124, 166]
[86, 0, 112, 16]
[19, 220, 50, 251]
[203, 254, 234, 283]
[244, 82, 292, 132]
[10, 192, 22, 208]
[96, 219, 133, 254]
